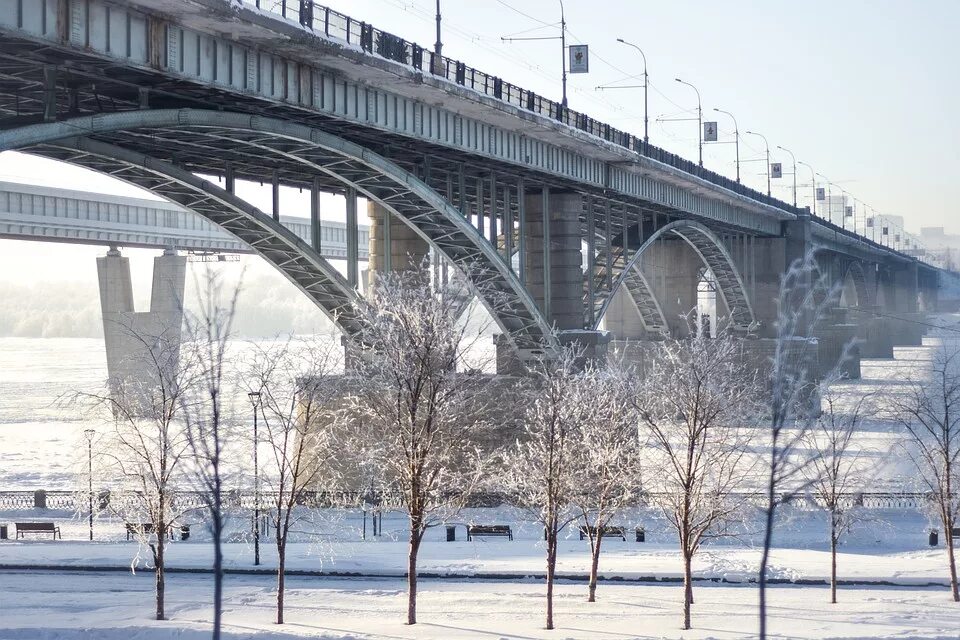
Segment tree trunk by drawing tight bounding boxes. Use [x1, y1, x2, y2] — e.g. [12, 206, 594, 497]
[759, 500, 776, 640]
[587, 533, 602, 603]
[545, 530, 557, 630]
[946, 522, 959, 602]
[682, 552, 693, 630]
[407, 526, 422, 625]
[277, 546, 286, 624]
[830, 513, 838, 604]
[155, 535, 165, 620]
[212, 517, 223, 640]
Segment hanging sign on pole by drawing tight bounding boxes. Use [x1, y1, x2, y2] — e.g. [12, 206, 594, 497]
[816, 187, 826, 201]
[770, 163, 782, 179]
[703, 121, 718, 142]
[569, 45, 589, 73]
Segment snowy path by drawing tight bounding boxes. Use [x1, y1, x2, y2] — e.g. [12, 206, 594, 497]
[1, 569, 958, 640]
[0, 537, 954, 588]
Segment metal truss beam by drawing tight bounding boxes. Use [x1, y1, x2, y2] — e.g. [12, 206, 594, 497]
[0, 108, 556, 353]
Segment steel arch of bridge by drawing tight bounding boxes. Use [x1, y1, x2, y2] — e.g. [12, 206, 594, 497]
[0, 109, 556, 353]
[595, 220, 757, 333]
[840, 260, 871, 309]
[27, 136, 366, 336]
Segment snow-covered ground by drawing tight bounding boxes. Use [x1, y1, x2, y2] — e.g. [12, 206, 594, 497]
[2, 570, 958, 640]
[4, 326, 960, 638]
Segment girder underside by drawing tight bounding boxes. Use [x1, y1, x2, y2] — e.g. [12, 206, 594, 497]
[0, 109, 554, 352]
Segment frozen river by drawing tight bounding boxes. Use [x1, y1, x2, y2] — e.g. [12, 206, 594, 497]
[0, 331, 944, 491]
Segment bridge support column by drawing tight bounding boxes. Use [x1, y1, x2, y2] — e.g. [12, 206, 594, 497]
[887, 263, 925, 346]
[365, 201, 430, 293]
[814, 308, 861, 379]
[642, 239, 701, 337]
[603, 287, 652, 340]
[857, 307, 894, 359]
[97, 247, 186, 396]
[523, 189, 584, 331]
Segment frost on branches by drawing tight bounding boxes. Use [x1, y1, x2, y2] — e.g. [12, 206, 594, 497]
[341, 261, 495, 625]
[631, 323, 762, 630]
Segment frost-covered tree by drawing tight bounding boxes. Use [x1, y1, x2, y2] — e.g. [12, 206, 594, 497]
[69, 308, 196, 621]
[890, 339, 960, 602]
[343, 262, 493, 625]
[499, 346, 590, 630]
[244, 336, 345, 624]
[760, 253, 846, 638]
[179, 268, 242, 640]
[803, 386, 876, 604]
[569, 361, 640, 603]
[632, 326, 761, 630]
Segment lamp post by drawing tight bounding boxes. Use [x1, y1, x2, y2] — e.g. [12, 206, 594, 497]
[84, 429, 95, 541]
[500, 0, 568, 107]
[247, 391, 261, 566]
[777, 145, 797, 207]
[797, 160, 816, 217]
[745, 130, 771, 197]
[434, 0, 442, 57]
[838, 186, 850, 230]
[713, 108, 740, 182]
[816, 173, 833, 224]
[616, 38, 648, 145]
[675, 78, 703, 166]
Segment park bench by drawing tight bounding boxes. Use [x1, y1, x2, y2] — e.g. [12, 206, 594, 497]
[125, 522, 175, 541]
[15, 522, 60, 540]
[578, 525, 626, 541]
[466, 524, 513, 541]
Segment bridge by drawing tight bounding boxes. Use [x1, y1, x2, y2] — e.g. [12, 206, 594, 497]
[0, 0, 943, 380]
[0, 179, 369, 259]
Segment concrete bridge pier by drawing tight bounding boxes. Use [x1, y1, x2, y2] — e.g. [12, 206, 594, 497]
[366, 201, 430, 293]
[496, 189, 609, 374]
[886, 263, 925, 347]
[97, 246, 187, 397]
[814, 308, 861, 380]
[857, 306, 894, 359]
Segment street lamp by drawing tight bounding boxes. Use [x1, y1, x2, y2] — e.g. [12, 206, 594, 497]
[247, 391, 261, 566]
[84, 429, 95, 541]
[838, 186, 850, 230]
[500, 0, 568, 107]
[816, 173, 833, 223]
[776, 145, 797, 207]
[713, 108, 740, 183]
[616, 38, 648, 145]
[797, 160, 816, 217]
[745, 130, 771, 197]
[675, 78, 703, 166]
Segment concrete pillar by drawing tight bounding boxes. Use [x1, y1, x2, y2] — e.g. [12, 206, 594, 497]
[523, 190, 583, 331]
[97, 247, 186, 398]
[887, 263, 924, 346]
[857, 308, 894, 359]
[749, 215, 812, 338]
[814, 309, 861, 380]
[602, 286, 649, 339]
[366, 201, 429, 295]
[641, 239, 700, 337]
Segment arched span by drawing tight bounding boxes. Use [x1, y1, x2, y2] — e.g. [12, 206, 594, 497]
[24, 136, 366, 337]
[840, 261, 871, 308]
[595, 220, 757, 332]
[0, 109, 556, 354]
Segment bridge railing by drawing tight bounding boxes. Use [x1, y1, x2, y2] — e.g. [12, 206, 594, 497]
[246, 1, 932, 265]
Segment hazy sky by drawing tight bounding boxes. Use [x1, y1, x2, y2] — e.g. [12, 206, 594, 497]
[0, 0, 955, 333]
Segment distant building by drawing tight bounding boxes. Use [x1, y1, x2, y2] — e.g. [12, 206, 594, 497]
[920, 227, 960, 271]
